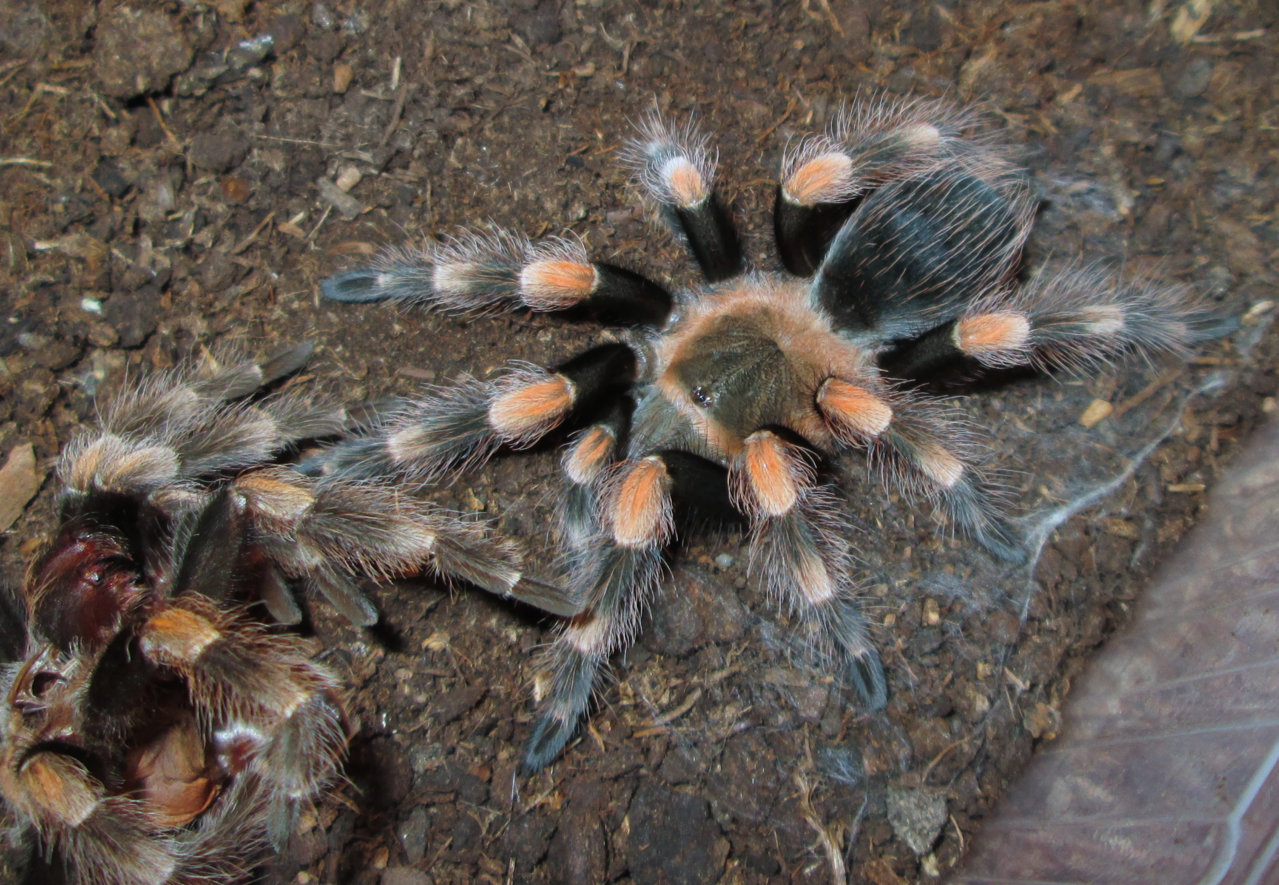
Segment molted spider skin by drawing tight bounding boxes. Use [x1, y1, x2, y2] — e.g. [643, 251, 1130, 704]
[319, 96, 1225, 772]
[0, 348, 563, 883]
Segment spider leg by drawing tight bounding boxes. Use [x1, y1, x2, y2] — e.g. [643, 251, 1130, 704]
[729, 430, 887, 708]
[312, 343, 636, 485]
[816, 378, 1024, 563]
[623, 112, 742, 282]
[321, 230, 672, 326]
[878, 308, 1033, 380]
[135, 595, 346, 849]
[4, 747, 186, 883]
[189, 342, 315, 401]
[234, 467, 561, 620]
[60, 348, 347, 503]
[558, 401, 629, 552]
[524, 453, 676, 770]
[882, 269, 1230, 382]
[776, 95, 977, 275]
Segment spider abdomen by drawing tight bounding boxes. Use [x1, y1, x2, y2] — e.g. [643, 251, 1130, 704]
[815, 166, 1031, 337]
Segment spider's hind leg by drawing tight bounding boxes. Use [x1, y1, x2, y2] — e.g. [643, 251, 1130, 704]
[816, 378, 1024, 564]
[730, 430, 887, 709]
[887, 268, 1233, 379]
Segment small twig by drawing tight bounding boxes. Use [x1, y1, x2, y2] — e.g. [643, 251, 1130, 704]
[950, 814, 966, 854]
[757, 96, 798, 144]
[1003, 666, 1029, 692]
[0, 157, 51, 168]
[146, 96, 182, 150]
[307, 204, 333, 241]
[815, 0, 847, 36]
[230, 211, 276, 255]
[253, 133, 329, 146]
[794, 770, 846, 884]
[379, 55, 412, 148]
[651, 686, 703, 726]
[921, 735, 974, 783]
[85, 88, 119, 121]
[1109, 368, 1183, 421]
[0, 60, 26, 91]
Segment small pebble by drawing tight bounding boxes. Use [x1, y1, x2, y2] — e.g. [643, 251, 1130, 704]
[397, 807, 429, 864]
[886, 785, 948, 856]
[317, 177, 363, 219]
[335, 166, 363, 192]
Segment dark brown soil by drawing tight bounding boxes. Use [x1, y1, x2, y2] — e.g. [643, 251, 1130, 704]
[1, 1, 1276, 883]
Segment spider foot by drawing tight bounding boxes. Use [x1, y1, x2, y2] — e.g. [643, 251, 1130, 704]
[849, 645, 888, 712]
[522, 712, 580, 773]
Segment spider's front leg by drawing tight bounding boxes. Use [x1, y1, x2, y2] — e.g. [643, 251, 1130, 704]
[623, 111, 742, 282]
[322, 230, 671, 324]
[317, 223, 673, 483]
[776, 95, 979, 276]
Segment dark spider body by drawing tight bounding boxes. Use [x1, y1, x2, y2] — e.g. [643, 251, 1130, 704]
[318, 96, 1222, 771]
[0, 348, 559, 883]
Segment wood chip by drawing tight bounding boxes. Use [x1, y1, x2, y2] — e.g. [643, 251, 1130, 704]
[0, 443, 41, 531]
[1078, 398, 1114, 428]
[1103, 517, 1140, 539]
[1171, 0, 1216, 43]
[1087, 67, 1163, 97]
[922, 598, 941, 626]
[333, 62, 354, 93]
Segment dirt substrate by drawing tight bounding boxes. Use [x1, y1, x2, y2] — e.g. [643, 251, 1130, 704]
[1, 1, 1277, 883]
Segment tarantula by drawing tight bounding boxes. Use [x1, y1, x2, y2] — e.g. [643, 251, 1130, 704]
[319, 96, 1220, 771]
[0, 346, 560, 883]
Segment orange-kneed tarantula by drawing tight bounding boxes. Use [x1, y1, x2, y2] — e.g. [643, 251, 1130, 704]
[319, 96, 1221, 770]
[0, 346, 560, 883]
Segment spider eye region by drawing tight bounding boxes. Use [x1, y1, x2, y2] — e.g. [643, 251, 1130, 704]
[30, 534, 138, 652]
[667, 320, 793, 437]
